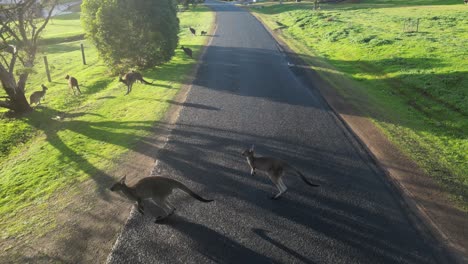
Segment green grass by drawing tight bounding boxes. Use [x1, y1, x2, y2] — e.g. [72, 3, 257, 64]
[0, 7, 214, 241]
[250, 1, 468, 209]
[39, 13, 85, 45]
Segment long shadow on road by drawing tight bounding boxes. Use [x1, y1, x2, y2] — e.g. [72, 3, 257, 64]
[149, 121, 439, 264]
[164, 216, 280, 264]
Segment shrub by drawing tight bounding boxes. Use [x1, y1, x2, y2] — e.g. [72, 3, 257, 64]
[81, 0, 179, 71]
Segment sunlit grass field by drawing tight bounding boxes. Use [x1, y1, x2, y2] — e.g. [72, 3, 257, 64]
[0, 6, 214, 242]
[250, 0, 467, 209]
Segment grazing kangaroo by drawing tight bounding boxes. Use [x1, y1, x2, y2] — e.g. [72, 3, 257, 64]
[189, 26, 196, 36]
[181, 46, 193, 58]
[118, 71, 153, 95]
[29, 84, 48, 106]
[242, 145, 319, 199]
[65, 75, 81, 95]
[110, 176, 214, 222]
[201, 31, 207, 36]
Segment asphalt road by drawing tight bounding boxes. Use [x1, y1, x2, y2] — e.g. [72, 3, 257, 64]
[107, 2, 443, 263]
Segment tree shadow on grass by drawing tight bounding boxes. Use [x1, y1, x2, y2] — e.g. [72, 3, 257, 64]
[82, 79, 114, 95]
[24, 107, 162, 199]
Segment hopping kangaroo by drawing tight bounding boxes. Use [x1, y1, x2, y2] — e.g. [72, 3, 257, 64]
[181, 46, 193, 58]
[242, 145, 319, 199]
[29, 84, 48, 106]
[119, 71, 153, 95]
[65, 75, 81, 95]
[189, 26, 196, 36]
[110, 176, 214, 222]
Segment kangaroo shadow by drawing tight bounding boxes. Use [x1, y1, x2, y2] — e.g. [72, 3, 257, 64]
[165, 100, 220, 111]
[252, 228, 316, 264]
[163, 216, 279, 264]
[24, 108, 162, 200]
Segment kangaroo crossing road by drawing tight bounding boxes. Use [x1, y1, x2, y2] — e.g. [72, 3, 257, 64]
[107, 1, 444, 263]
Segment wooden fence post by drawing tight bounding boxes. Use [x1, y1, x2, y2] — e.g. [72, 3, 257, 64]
[80, 43, 86, 65]
[43, 56, 51, 82]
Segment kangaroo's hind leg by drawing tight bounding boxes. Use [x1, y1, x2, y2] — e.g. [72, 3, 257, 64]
[125, 83, 132, 95]
[166, 200, 176, 215]
[278, 178, 288, 195]
[269, 169, 287, 200]
[151, 198, 174, 223]
[136, 198, 145, 215]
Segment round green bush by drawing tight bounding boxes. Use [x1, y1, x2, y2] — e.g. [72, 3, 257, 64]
[81, 0, 179, 70]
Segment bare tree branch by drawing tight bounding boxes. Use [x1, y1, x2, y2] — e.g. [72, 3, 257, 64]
[0, 100, 13, 110]
[0, 19, 22, 42]
[0, 53, 10, 68]
[34, 1, 57, 44]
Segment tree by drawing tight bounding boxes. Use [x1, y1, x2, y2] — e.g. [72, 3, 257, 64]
[0, 0, 57, 114]
[81, 0, 180, 71]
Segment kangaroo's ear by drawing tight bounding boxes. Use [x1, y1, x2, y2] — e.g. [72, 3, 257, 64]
[250, 145, 255, 152]
[119, 176, 126, 184]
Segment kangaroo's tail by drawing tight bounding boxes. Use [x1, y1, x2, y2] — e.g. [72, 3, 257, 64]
[287, 164, 319, 187]
[140, 78, 153, 85]
[173, 180, 214, 203]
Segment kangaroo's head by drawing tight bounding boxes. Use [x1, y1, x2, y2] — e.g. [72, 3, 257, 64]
[41, 84, 48, 91]
[65, 75, 70, 80]
[241, 145, 255, 159]
[118, 75, 126, 84]
[110, 176, 140, 202]
[110, 176, 127, 192]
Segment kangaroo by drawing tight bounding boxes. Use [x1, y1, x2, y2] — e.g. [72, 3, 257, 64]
[200, 31, 207, 36]
[181, 46, 193, 58]
[29, 84, 48, 106]
[65, 75, 81, 95]
[110, 176, 214, 222]
[465, 0, 468, 5]
[119, 71, 153, 95]
[242, 145, 319, 199]
[189, 26, 196, 36]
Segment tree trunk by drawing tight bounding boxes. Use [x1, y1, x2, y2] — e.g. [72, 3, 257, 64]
[11, 92, 32, 113]
[0, 66, 33, 114]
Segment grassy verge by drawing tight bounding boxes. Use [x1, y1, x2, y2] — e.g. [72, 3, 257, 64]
[249, 1, 467, 209]
[0, 6, 214, 245]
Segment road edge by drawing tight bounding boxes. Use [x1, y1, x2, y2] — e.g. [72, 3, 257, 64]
[248, 7, 467, 264]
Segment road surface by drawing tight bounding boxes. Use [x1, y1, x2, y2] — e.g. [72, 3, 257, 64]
[107, 1, 444, 263]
